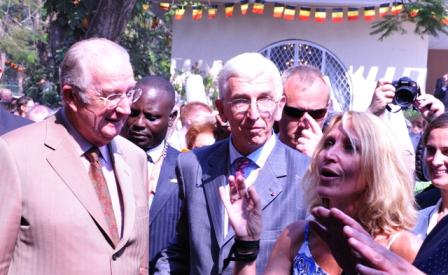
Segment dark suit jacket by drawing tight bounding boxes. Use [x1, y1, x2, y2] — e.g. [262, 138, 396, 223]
[149, 145, 181, 267]
[154, 138, 309, 275]
[413, 214, 448, 274]
[0, 108, 32, 135]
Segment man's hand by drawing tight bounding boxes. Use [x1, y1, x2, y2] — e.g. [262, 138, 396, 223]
[368, 80, 395, 116]
[414, 94, 445, 122]
[311, 207, 424, 275]
[296, 113, 323, 157]
[219, 175, 262, 241]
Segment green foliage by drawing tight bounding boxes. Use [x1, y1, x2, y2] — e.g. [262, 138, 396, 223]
[121, 0, 173, 78]
[371, 0, 448, 40]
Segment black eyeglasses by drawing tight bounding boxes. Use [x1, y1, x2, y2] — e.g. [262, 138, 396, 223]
[283, 105, 327, 120]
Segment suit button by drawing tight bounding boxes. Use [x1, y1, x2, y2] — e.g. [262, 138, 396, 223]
[112, 254, 117, 261]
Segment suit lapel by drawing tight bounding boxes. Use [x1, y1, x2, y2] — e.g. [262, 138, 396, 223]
[45, 112, 112, 245]
[109, 140, 136, 250]
[150, 146, 178, 225]
[202, 141, 229, 247]
[223, 140, 287, 245]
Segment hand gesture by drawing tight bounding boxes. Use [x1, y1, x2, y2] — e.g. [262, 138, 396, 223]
[368, 80, 395, 116]
[219, 174, 262, 241]
[414, 94, 445, 121]
[296, 112, 323, 157]
[311, 207, 424, 275]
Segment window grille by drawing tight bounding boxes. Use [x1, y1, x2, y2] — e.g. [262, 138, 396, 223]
[260, 39, 352, 111]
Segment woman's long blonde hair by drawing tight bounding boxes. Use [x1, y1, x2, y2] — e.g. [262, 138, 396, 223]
[303, 111, 418, 235]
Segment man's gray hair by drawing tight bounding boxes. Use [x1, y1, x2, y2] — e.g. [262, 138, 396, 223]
[59, 38, 131, 103]
[218, 52, 283, 100]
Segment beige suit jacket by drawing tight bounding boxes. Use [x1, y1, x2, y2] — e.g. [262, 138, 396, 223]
[0, 111, 149, 275]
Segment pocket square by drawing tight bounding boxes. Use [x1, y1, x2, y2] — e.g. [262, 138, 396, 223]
[169, 178, 178, 184]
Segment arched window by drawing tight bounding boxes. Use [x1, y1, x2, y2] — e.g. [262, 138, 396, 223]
[260, 39, 352, 111]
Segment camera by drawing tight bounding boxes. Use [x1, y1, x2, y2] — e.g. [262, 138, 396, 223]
[391, 77, 421, 109]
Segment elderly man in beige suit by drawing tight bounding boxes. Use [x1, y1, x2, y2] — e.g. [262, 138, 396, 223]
[0, 38, 149, 274]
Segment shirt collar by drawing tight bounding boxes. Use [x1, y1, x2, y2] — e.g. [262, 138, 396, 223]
[147, 140, 166, 163]
[61, 108, 110, 164]
[228, 133, 276, 169]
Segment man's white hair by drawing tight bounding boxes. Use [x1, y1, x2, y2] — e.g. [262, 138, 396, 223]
[218, 52, 283, 100]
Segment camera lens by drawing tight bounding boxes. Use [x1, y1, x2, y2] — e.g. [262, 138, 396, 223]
[395, 87, 415, 107]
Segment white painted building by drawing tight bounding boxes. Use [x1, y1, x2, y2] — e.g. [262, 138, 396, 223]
[170, 0, 441, 110]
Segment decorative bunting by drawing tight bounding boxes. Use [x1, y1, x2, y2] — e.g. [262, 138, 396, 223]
[192, 5, 203, 20]
[391, 2, 403, 15]
[379, 3, 389, 17]
[142, 3, 150, 11]
[253, 0, 265, 15]
[240, 0, 249, 15]
[208, 5, 218, 19]
[364, 6, 376, 21]
[273, 3, 285, 18]
[299, 7, 311, 21]
[409, 8, 419, 18]
[175, 6, 185, 20]
[159, 2, 170, 11]
[347, 7, 359, 21]
[283, 6, 295, 21]
[225, 3, 235, 17]
[443, 16, 448, 25]
[331, 8, 343, 23]
[315, 8, 326, 23]
[167, 1, 417, 24]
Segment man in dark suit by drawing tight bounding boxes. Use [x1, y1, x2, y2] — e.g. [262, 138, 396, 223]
[0, 107, 32, 135]
[121, 76, 180, 270]
[154, 53, 309, 274]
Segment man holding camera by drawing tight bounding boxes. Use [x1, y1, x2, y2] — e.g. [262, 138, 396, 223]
[368, 79, 444, 178]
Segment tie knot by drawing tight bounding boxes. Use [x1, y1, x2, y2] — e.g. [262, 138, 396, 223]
[85, 147, 101, 164]
[232, 157, 252, 177]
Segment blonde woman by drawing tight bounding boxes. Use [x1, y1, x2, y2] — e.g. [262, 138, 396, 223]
[221, 111, 422, 275]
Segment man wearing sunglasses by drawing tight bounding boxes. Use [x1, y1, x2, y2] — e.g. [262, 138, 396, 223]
[0, 38, 149, 274]
[278, 65, 331, 157]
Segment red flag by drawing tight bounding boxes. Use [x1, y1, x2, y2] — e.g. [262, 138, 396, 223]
[314, 8, 326, 23]
[225, 3, 234, 17]
[347, 7, 359, 21]
[273, 3, 284, 18]
[331, 8, 343, 23]
[299, 7, 311, 21]
[283, 6, 295, 21]
[364, 6, 376, 21]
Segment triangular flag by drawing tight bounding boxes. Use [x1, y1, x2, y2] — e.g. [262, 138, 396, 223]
[175, 6, 185, 20]
[240, 0, 249, 15]
[273, 3, 285, 18]
[409, 8, 419, 18]
[283, 6, 295, 21]
[159, 2, 170, 11]
[391, 2, 404, 15]
[364, 6, 376, 21]
[379, 3, 389, 17]
[208, 5, 218, 19]
[225, 3, 235, 18]
[299, 7, 311, 21]
[331, 8, 343, 23]
[252, 0, 265, 15]
[347, 7, 359, 21]
[192, 5, 203, 20]
[315, 8, 327, 23]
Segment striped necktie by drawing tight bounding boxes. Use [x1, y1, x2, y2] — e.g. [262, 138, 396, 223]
[233, 157, 252, 178]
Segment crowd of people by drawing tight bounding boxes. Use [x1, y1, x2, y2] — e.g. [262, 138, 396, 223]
[0, 37, 447, 275]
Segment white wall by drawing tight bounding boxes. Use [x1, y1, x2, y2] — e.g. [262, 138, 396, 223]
[172, 5, 429, 110]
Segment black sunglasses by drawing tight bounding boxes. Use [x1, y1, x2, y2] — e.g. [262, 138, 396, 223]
[283, 105, 327, 120]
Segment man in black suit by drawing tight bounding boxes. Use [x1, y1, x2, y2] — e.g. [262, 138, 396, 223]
[0, 106, 32, 135]
[121, 76, 180, 271]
